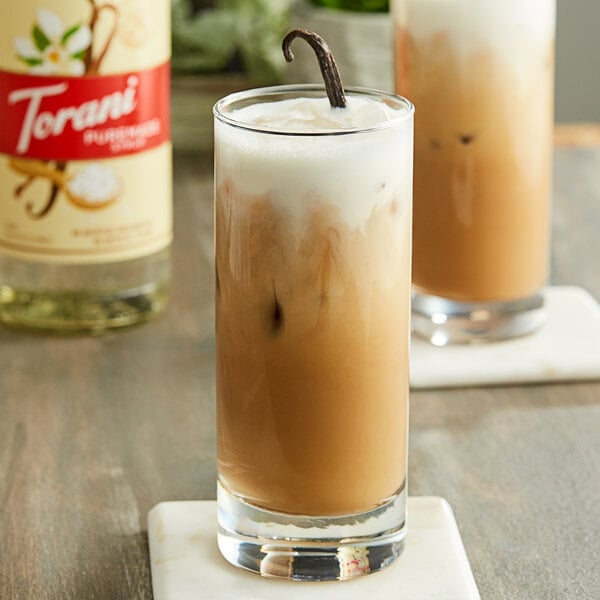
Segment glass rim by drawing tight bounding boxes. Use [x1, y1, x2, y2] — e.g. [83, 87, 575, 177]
[213, 84, 414, 137]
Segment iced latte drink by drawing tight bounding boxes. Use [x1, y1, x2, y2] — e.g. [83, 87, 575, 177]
[393, 0, 556, 343]
[214, 83, 413, 580]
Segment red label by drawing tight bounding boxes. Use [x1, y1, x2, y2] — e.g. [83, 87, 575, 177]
[0, 62, 170, 161]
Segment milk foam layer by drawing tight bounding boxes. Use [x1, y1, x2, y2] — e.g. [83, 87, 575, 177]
[395, 0, 555, 73]
[215, 94, 413, 230]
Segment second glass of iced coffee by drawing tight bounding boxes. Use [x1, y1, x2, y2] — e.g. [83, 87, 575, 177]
[393, 0, 556, 344]
[214, 31, 414, 582]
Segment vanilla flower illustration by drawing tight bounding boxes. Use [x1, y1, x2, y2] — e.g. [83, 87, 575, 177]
[13, 8, 92, 76]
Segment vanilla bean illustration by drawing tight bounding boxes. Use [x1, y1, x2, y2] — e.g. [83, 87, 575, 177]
[85, 0, 99, 70]
[282, 29, 347, 109]
[15, 176, 35, 198]
[86, 0, 119, 75]
[26, 161, 66, 219]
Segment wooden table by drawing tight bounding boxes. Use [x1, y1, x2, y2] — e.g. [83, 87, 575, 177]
[1, 140, 599, 599]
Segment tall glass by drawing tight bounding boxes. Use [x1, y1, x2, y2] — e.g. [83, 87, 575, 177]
[393, 0, 556, 344]
[214, 85, 413, 581]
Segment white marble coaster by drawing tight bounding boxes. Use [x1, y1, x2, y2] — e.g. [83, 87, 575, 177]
[148, 497, 480, 600]
[410, 286, 600, 389]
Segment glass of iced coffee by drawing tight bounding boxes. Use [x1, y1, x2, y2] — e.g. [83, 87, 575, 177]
[214, 31, 413, 581]
[393, 0, 556, 344]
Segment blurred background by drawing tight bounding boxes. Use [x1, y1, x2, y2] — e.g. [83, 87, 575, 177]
[555, 0, 600, 122]
[171, 0, 600, 150]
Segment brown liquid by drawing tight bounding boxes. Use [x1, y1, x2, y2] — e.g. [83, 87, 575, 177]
[216, 179, 410, 516]
[396, 27, 553, 302]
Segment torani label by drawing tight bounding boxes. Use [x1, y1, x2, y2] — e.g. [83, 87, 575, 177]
[0, 0, 172, 264]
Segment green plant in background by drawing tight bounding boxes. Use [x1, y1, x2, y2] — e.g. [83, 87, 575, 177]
[171, 0, 292, 82]
[310, 0, 388, 12]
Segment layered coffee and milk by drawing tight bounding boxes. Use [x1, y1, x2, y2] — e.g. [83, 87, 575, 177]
[215, 91, 413, 516]
[394, 0, 555, 302]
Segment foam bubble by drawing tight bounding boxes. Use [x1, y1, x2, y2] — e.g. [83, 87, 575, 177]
[215, 93, 413, 231]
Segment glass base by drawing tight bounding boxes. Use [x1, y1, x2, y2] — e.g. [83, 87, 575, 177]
[0, 282, 168, 333]
[217, 481, 406, 581]
[412, 290, 546, 345]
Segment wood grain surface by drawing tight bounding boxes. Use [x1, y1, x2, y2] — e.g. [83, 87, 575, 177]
[1, 147, 599, 599]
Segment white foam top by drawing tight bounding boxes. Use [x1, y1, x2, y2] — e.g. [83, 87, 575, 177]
[215, 93, 413, 231]
[394, 0, 556, 57]
[227, 96, 410, 133]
